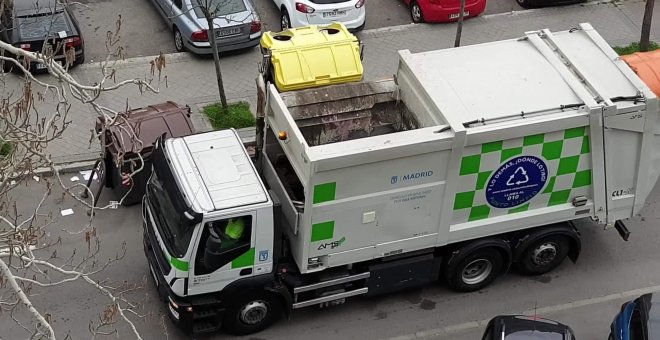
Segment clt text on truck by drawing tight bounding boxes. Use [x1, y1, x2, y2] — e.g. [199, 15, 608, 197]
[142, 23, 660, 335]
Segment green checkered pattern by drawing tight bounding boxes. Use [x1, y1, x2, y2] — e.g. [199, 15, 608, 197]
[452, 127, 592, 224]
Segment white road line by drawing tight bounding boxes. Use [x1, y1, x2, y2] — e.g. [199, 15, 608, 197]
[384, 284, 660, 340]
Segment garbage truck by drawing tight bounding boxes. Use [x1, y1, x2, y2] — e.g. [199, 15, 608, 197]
[142, 23, 660, 335]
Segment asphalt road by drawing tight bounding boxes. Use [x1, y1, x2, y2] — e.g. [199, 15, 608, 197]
[72, 0, 525, 61]
[2, 170, 660, 339]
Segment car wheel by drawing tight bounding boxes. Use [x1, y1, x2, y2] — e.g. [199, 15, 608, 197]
[280, 8, 291, 31]
[410, 1, 424, 23]
[444, 247, 504, 292]
[223, 291, 282, 335]
[517, 235, 570, 275]
[516, 0, 532, 8]
[173, 27, 186, 53]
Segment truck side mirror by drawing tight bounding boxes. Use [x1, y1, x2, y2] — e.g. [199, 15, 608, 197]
[204, 226, 224, 272]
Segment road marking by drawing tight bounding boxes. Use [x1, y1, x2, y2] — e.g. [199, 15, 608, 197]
[384, 284, 660, 340]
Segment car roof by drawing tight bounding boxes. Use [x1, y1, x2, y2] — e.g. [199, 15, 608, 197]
[14, 0, 62, 14]
[491, 315, 574, 340]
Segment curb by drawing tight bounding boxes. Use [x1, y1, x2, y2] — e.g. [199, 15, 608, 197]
[33, 160, 98, 177]
[80, 51, 197, 70]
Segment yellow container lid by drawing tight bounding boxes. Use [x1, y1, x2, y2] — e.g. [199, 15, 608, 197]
[261, 22, 364, 92]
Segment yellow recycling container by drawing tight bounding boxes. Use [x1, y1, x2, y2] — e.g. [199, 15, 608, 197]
[260, 22, 363, 92]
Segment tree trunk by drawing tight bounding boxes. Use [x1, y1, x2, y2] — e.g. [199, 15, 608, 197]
[641, 0, 655, 52]
[454, 0, 466, 47]
[205, 14, 228, 111]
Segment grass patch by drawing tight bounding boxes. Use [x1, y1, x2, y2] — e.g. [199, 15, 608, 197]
[613, 41, 660, 55]
[203, 101, 255, 130]
[0, 142, 13, 157]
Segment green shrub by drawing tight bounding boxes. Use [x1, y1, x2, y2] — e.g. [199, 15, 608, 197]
[0, 142, 12, 157]
[613, 41, 660, 55]
[203, 102, 256, 130]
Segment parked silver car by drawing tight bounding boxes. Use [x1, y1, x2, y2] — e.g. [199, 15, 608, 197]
[150, 0, 262, 54]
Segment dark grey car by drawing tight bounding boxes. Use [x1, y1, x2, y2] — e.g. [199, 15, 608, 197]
[1, 0, 85, 72]
[149, 0, 262, 54]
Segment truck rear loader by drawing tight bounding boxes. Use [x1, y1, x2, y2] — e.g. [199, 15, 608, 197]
[142, 23, 660, 335]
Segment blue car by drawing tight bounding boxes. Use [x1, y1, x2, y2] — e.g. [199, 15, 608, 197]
[610, 293, 660, 340]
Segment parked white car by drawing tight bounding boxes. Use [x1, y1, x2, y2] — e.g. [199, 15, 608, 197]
[273, 0, 366, 31]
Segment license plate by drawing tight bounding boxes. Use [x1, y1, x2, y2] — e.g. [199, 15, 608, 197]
[149, 265, 158, 286]
[323, 10, 346, 18]
[449, 11, 469, 19]
[217, 27, 241, 37]
[168, 303, 179, 319]
[35, 60, 61, 70]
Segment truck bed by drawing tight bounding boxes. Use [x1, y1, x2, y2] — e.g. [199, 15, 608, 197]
[278, 80, 423, 146]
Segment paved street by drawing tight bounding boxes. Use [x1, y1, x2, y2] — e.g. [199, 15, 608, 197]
[72, 0, 528, 61]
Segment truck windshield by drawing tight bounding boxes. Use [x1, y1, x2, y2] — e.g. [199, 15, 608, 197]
[148, 170, 195, 257]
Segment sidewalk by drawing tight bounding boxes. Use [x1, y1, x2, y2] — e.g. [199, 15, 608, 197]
[7, 0, 657, 166]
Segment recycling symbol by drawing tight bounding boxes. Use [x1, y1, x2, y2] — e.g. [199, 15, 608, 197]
[485, 156, 548, 209]
[506, 167, 529, 186]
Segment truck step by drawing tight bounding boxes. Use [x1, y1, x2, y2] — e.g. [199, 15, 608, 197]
[292, 287, 368, 309]
[293, 272, 370, 294]
[192, 320, 221, 334]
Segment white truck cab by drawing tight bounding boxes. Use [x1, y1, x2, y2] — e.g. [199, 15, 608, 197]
[143, 130, 283, 334]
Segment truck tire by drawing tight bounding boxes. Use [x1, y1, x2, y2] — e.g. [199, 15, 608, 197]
[444, 247, 504, 292]
[517, 235, 570, 275]
[223, 291, 282, 335]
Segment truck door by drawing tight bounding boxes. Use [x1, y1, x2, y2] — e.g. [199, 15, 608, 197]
[188, 212, 257, 295]
[601, 103, 649, 222]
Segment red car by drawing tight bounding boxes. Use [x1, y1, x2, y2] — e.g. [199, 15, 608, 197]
[402, 0, 487, 23]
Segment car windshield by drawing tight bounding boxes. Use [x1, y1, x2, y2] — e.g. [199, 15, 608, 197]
[505, 330, 565, 340]
[191, 0, 247, 19]
[148, 170, 195, 257]
[16, 11, 68, 40]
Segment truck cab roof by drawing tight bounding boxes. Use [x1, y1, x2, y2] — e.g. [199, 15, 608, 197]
[164, 129, 269, 213]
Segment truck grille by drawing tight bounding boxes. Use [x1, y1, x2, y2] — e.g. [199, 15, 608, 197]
[145, 203, 171, 274]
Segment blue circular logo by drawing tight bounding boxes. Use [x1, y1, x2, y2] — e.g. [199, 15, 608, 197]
[486, 156, 548, 209]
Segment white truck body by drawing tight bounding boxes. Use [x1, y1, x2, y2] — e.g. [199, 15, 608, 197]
[143, 23, 660, 335]
[263, 23, 659, 273]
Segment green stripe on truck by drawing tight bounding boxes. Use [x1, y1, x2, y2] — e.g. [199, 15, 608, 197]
[311, 221, 335, 242]
[232, 248, 255, 269]
[313, 182, 336, 204]
[170, 257, 189, 271]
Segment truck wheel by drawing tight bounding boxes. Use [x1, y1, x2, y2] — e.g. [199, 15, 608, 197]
[444, 248, 504, 292]
[517, 235, 570, 275]
[223, 292, 282, 335]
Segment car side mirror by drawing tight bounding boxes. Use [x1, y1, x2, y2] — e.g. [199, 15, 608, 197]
[204, 226, 224, 271]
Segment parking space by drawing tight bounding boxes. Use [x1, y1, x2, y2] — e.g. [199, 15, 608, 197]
[72, 0, 525, 61]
